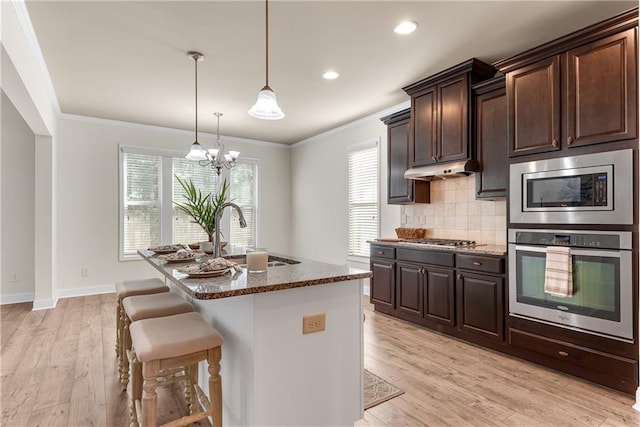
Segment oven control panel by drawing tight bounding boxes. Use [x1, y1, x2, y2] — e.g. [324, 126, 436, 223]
[511, 230, 628, 250]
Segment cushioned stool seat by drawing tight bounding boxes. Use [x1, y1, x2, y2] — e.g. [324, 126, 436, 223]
[129, 312, 224, 427]
[119, 293, 194, 389]
[114, 278, 168, 385]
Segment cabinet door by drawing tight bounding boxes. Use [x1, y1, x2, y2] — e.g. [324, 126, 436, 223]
[411, 87, 437, 166]
[507, 56, 561, 156]
[474, 85, 507, 199]
[396, 262, 424, 319]
[388, 119, 413, 203]
[424, 266, 455, 325]
[456, 272, 504, 341]
[566, 28, 637, 148]
[370, 260, 394, 311]
[438, 75, 469, 162]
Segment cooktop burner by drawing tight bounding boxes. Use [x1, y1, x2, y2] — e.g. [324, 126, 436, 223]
[407, 238, 479, 247]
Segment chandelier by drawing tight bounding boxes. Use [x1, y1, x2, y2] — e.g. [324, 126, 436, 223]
[185, 52, 240, 175]
[198, 112, 239, 176]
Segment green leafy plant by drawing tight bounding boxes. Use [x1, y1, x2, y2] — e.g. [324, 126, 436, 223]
[173, 175, 229, 242]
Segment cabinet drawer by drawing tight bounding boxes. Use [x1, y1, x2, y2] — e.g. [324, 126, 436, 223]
[457, 254, 504, 274]
[509, 329, 637, 380]
[370, 245, 395, 260]
[397, 248, 455, 267]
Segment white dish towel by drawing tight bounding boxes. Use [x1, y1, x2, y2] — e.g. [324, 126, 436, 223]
[544, 246, 573, 297]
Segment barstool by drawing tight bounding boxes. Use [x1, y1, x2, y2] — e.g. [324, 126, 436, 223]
[129, 312, 223, 427]
[115, 279, 169, 374]
[120, 292, 194, 390]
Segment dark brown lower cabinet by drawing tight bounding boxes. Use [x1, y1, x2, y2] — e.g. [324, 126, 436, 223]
[424, 267, 455, 326]
[509, 328, 638, 394]
[456, 271, 504, 342]
[370, 259, 394, 313]
[396, 262, 424, 320]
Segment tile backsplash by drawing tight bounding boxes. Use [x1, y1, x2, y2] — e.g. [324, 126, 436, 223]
[400, 175, 507, 246]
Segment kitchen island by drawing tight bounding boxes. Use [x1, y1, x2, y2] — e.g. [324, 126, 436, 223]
[138, 248, 372, 426]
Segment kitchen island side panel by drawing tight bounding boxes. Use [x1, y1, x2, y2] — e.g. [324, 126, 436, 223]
[186, 279, 364, 426]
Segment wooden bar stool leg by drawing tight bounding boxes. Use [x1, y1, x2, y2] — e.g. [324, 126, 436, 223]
[116, 301, 121, 356]
[141, 361, 160, 427]
[129, 354, 142, 427]
[208, 347, 223, 427]
[121, 315, 132, 390]
[118, 303, 127, 386]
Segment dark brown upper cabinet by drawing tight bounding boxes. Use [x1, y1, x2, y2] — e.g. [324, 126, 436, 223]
[495, 8, 638, 157]
[566, 28, 637, 148]
[403, 59, 496, 167]
[472, 77, 508, 199]
[381, 109, 430, 204]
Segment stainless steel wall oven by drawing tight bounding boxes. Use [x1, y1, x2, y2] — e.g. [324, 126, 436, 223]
[509, 149, 633, 225]
[508, 229, 633, 342]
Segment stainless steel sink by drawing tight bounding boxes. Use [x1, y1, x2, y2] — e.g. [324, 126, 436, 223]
[224, 254, 300, 268]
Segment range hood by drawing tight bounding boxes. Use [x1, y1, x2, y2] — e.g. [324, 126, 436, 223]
[404, 160, 480, 181]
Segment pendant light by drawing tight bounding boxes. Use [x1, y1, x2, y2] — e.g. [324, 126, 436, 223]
[248, 0, 285, 120]
[185, 51, 207, 161]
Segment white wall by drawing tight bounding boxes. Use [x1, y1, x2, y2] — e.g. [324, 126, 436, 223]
[290, 108, 404, 270]
[1, 93, 35, 302]
[54, 116, 291, 294]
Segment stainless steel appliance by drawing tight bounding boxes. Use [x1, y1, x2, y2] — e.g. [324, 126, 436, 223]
[405, 238, 480, 248]
[509, 149, 633, 225]
[508, 228, 633, 342]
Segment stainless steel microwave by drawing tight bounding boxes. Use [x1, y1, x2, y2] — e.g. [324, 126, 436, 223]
[509, 149, 633, 225]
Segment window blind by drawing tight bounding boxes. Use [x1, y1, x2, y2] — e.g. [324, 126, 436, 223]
[230, 162, 257, 247]
[122, 153, 161, 256]
[120, 146, 260, 260]
[347, 144, 379, 258]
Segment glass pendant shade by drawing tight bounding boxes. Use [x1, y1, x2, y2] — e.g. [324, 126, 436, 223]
[186, 141, 207, 161]
[248, 86, 285, 120]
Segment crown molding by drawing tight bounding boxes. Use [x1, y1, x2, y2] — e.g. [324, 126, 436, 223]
[59, 113, 288, 149]
[292, 100, 410, 148]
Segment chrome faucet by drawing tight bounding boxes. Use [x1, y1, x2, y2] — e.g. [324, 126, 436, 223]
[214, 202, 247, 257]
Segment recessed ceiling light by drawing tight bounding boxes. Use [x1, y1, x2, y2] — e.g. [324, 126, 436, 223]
[323, 71, 340, 80]
[394, 20, 418, 35]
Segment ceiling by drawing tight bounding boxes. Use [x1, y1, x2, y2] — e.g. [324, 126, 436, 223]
[25, 1, 635, 145]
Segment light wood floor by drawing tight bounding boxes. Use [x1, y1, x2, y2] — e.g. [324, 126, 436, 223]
[1, 293, 639, 426]
[360, 297, 640, 427]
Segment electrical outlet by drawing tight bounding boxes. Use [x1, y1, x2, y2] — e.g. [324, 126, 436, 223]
[303, 313, 326, 334]
[81, 267, 89, 277]
[9, 273, 18, 282]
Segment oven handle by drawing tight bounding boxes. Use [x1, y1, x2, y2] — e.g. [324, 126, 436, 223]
[514, 245, 622, 259]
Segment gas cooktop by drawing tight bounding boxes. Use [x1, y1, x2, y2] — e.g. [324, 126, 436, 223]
[405, 238, 481, 247]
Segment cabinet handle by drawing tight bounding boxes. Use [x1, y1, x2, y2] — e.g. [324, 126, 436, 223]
[432, 156, 437, 161]
[558, 351, 569, 357]
[567, 136, 574, 145]
[377, 251, 384, 255]
[420, 267, 425, 274]
[457, 273, 462, 280]
[552, 139, 559, 148]
[473, 261, 482, 266]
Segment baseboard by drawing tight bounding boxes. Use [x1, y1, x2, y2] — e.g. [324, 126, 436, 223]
[633, 387, 640, 412]
[32, 298, 57, 310]
[56, 284, 115, 300]
[0, 292, 35, 305]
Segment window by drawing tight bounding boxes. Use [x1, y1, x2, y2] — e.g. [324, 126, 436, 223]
[119, 146, 258, 260]
[347, 141, 379, 258]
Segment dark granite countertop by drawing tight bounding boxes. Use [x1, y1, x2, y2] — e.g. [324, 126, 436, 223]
[368, 240, 507, 256]
[138, 247, 372, 300]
